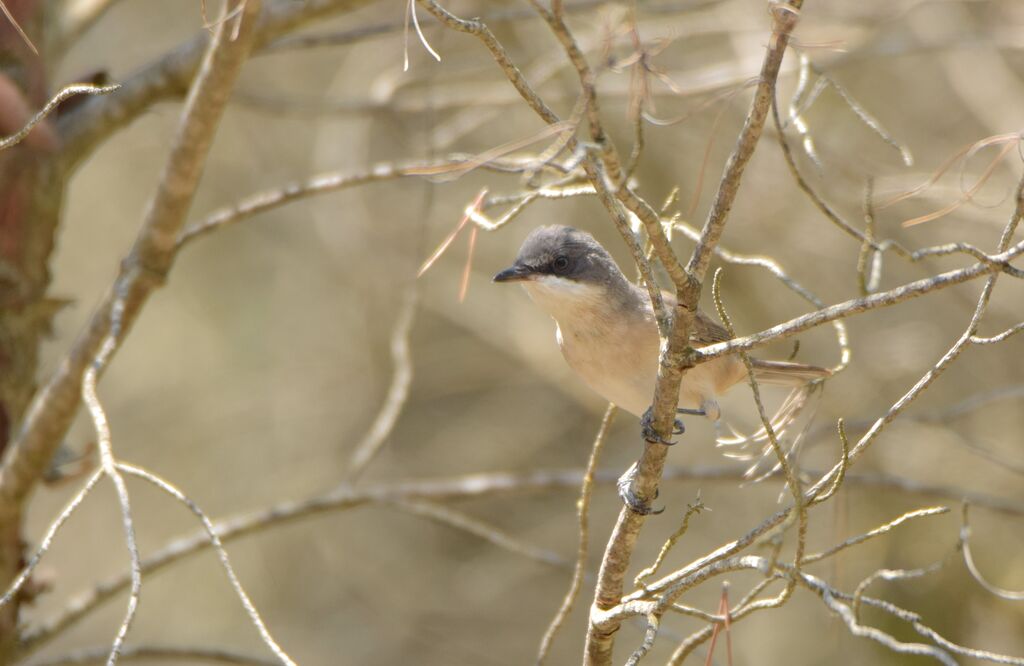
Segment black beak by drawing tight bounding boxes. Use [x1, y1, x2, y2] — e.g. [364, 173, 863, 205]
[493, 264, 533, 283]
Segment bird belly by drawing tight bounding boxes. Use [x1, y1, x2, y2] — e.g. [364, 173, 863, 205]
[556, 323, 742, 419]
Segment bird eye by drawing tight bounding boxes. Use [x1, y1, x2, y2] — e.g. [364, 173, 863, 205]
[552, 255, 571, 274]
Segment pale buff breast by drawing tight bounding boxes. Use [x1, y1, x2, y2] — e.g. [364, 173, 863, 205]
[522, 277, 747, 419]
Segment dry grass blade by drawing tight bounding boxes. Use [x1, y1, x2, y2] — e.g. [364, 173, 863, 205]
[0, 0, 38, 54]
[902, 140, 1017, 227]
[417, 188, 486, 277]
[458, 225, 478, 302]
[405, 0, 441, 71]
[703, 584, 733, 666]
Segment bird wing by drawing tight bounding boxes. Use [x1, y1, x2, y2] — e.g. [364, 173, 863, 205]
[692, 310, 732, 345]
[654, 289, 732, 346]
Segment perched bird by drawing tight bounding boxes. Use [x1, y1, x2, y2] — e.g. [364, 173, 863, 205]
[493, 224, 830, 446]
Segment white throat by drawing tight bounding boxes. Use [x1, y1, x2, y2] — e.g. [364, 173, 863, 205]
[520, 275, 606, 322]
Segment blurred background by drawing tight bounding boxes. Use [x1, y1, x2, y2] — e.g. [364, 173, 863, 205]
[17, 0, 1024, 663]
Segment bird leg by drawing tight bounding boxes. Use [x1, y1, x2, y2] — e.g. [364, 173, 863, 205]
[617, 463, 664, 515]
[641, 407, 679, 445]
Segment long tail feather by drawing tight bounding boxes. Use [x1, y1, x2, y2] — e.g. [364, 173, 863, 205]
[750, 359, 831, 387]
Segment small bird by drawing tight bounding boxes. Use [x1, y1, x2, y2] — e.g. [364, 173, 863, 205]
[494, 225, 830, 446]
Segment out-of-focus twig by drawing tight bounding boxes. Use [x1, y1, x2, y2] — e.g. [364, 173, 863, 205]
[537, 405, 617, 665]
[388, 499, 571, 571]
[177, 155, 558, 248]
[30, 644, 278, 666]
[50, 0, 126, 55]
[960, 504, 1024, 601]
[346, 291, 417, 481]
[57, 0, 382, 166]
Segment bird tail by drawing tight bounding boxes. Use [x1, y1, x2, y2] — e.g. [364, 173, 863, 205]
[750, 359, 832, 387]
[716, 361, 832, 481]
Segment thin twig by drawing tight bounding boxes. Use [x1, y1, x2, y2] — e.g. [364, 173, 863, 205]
[960, 504, 1024, 601]
[694, 242, 1024, 365]
[0, 83, 118, 151]
[80, 292, 141, 665]
[633, 493, 706, 586]
[19, 460, 1024, 656]
[387, 499, 571, 571]
[537, 405, 617, 665]
[802, 506, 949, 565]
[117, 463, 296, 665]
[177, 156, 556, 247]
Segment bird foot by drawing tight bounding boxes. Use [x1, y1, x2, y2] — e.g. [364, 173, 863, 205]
[617, 464, 664, 515]
[641, 407, 678, 446]
[677, 408, 707, 417]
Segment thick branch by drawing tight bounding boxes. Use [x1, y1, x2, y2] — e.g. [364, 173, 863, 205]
[56, 0, 377, 167]
[0, 0, 261, 519]
[583, 4, 803, 663]
[684, 1, 803, 286]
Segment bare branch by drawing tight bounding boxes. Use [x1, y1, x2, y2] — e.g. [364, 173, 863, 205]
[684, 1, 802, 284]
[416, 0, 561, 126]
[0, 0, 262, 558]
[177, 155, 555, 247]
[0, 470, 103, 608]
[971, 321, 1024, 345]
[818, 587, 957, 666]
[19, 459, 1024, 656]
[695, 242, 1024, 365]
[80, 293, 142, 664]
[805, 170, 1024, 499]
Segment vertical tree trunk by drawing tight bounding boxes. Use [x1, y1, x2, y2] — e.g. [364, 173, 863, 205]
[0, 0, 66, 656]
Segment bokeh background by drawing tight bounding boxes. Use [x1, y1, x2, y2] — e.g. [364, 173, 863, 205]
[20, 0, 1024, 663]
